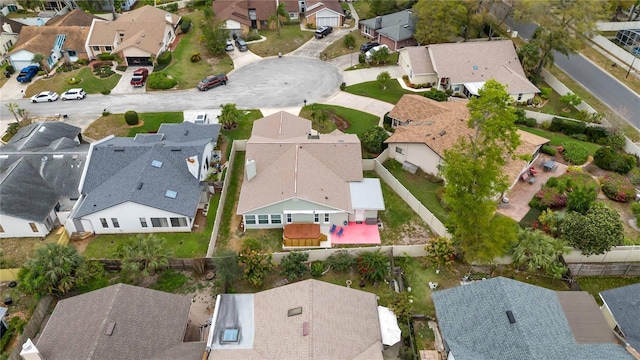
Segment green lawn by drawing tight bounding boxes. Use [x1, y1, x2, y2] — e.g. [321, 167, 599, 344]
[345, 52, 400, 71]
[25, 67, 121, 97]
[217, 151, 245, 249]
[345, 80, 412, 104]
[320, 31, 371, 60]
[249, 25, 315, 57]
[575, 276, 640, 305]
[127, 112, 184, 136]
[299, 104, 379, 136]
[83, 194, 220, 258]
[221, 110, 263, 158]
[521, 80, 580, 118]
[383, 159, 448, 222]
[518, 126, 601, 155]
[162, 10, 234, 90]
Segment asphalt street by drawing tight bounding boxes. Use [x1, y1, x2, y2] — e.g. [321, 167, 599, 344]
[0, 56, 342, 126]
[497, 3, 640, 128]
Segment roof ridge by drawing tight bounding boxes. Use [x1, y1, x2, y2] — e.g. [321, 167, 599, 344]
[86, 284, 123, 359]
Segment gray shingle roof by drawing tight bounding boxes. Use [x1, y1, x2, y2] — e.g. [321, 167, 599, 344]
[76, 123, 220, 218]
[3, 122, 81, 152]
[35, 283, 205, 360]
[600, 283, 640, 352]
[360, 9, 416, 41]
[432, 277, 632, 360]
[0, 158, 58, 222]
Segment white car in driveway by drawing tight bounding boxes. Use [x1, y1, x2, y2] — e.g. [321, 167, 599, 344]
[30, 91, 59, 103]
[365, 44, 389, 60]
[61, 88, 86, 100]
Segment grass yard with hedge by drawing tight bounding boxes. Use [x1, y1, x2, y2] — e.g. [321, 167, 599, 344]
[249, 25, 314, 57]
[24, 66, 121, 97]
[345, 80, 414, 104]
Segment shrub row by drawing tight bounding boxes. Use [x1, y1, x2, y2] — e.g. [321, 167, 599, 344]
[97, 53, 116, 61]
[594, 147, 637, 175]
[147, 72, 177, 89]
[561, 142, 589, 165]
[541, 144, 556, 156]
[600, 173, 636, 203]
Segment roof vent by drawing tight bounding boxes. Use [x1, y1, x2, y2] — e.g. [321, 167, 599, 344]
[105, 322, 116, 335]
[114, 147, 125, 152]
[439, 130, 446, 136]
[288, 307, 302, 317]
[303, 322, 310, 336]
[184, 129, 189, 136]
[165, 190, 177, 199]
[136, 182, 143, 190]
[506, 310, 516, 324]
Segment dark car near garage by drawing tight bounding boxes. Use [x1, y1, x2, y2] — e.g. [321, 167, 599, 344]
[315, 26, 333, 39]
[235, 38, 248, 52]
[360, 42, 380, 53]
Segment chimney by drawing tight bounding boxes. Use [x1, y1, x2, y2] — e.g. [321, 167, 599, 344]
[2, 23, 12, 33]
[374, 16, 382, 29]
[246, 158, 256, 181]
[165, 13, 173, 24]
[20, 339, 44, 360]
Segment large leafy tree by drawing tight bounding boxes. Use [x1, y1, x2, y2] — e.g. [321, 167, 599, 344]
[510, 229, 568, 274]
[279, 251, 309, 280]
[561, 203, 624, 255]
[238, 248, 274, 288]
[370, 0, 400, 16]
[201, 8, 229, 56]
[116, 234, 172, 278]
[413, 0, 466, 44]
[357, 250, 388, 283]
[18, 243, 85, 297]
[213, 249, 241, 293]
[441, 80, 521, 263]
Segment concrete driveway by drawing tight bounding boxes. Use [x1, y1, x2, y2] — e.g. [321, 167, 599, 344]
[289, 29, 349, 58]
[227, 49, 262, 71]
[0, 76, 37, 101]
[110, 66, 152, 95]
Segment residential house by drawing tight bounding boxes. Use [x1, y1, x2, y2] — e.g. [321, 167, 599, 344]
[432, 277, 634, 360]
[207, 279, 387, 359]
[398, 40, 539, 102]
[384, 94, 549, 189]
[0, 122, 88, 238]
[85, 5, 180, 66]
[213, 0, 300, 36]
[236, 111, 385, 247]
[359, 9, 417, 51]
[304, 0, 344, 28]
[20, 284, 205, 360]
[0, 16, 23, 56]
[600, 283, 640, 355]
[8, 9, 97, 70]
[66, 122, 220, 236]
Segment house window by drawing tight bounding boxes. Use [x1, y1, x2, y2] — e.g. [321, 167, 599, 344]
[363, 25, 372, 36]
[92, 46, 100, 51]
[29, 223, 38, 232]
[289, 12, 298, 19]
[140, 218, 148, 227]
[286, 214, 292, 224]
[453, 85, 460, 92]
[271, 214, 282, 224]
[314, 214, 319, 224]
[324, 213, 330, 224]
[258, 215, 269, 224]
[111, 218, 120, 228]
[170, 217, 187, 227]
[245, 215, 256, 225]
[105, 46, 113, 51]
[395, 147, 404, 154]
[100, 218, 108, 228]
[151, 217, 169, 227]
[260, 20, 268, 26]
[517, 93, 523, 101]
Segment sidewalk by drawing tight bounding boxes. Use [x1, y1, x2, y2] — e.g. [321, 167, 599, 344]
[321, 91, 394, 121]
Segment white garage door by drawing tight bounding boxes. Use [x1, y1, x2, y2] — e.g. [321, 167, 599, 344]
[11, 59, 33, 71]
[316, 16, 338, 27]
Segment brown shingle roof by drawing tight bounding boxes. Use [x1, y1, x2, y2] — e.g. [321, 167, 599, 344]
[0, 16, 25, 34]
[210, 280, 383, 360]
[12, 25, 90, 55]
[305, 0, 344, 17]
[237, 111, 362, 214]
[556, 291, 619, 344]
[35, 284, 204, 360]
[46, 9, 99, 27]
[214, 0, 299, 25]
[87, 5, 180, 54]
[426, 40, 539, 94]
[385, 95, 548, 185]
[400, 46, 434, 75]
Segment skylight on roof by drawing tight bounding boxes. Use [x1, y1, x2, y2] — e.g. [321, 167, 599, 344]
[288, 307, 303, 317]
[151, 160, 163, 168]
[165, 190, 177, 199]
[221, 328, 240, 343]
[473, 65, 479, 70]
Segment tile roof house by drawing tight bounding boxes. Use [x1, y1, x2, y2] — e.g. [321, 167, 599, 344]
[213, 0, 301, 35]
[8, 9, 97, 71]
[0, 16, 24, 56]
[207, 279, 384, 360]
[66, 122, 220, 236]
[398, 40, 539, 102]
[236, 111, 384, 247]
[85, 5, 181, 66]
[20, 284, 205, 360]
[359, 9, 417, 51]
[0, 122, 88, 238]
[304, 0, 344, 28]
[600, 283, 640, 356]
[432, 277, 634, 360]
[384, 94, 549, 188]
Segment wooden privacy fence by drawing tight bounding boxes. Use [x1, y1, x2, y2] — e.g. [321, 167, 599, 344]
[271, 244, 427, 264]
[9, 296, 53, 360]
[569, 263, 640, 277]
[94, 258, 215, 272]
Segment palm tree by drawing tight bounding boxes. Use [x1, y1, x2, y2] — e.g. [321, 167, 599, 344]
[270, 1, 290, 36]
[5, 103, 21, 122]
[18, 243, 85, 297]
[510, 229, 568, 273]
[116, 234, 171, 278]
[219, 103, 242, 130]
[517, 43, 541, 79]
[530, 27, 571, 77]
[213, 249, 241, 293]
[32, 52, 45, 70]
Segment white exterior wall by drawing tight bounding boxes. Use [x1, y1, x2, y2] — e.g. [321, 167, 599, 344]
[314, 8, 341, 27]
[225, 19, 242, 32]
[0, 214, 50, 238]
[122, 46, 152, 58]
[398, 51, 436, 84]
[242, 198, 349, 230]
[0, 32, 17, 56]
[78, 201, 193, 234]
[510, 92, 536, 103]
[9, 49, 35, 71]
[200, 141, 215, 181]
[388, 143, 442, 176]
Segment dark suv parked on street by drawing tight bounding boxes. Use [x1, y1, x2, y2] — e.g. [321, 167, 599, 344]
[197, 74, 228, 91]
[315, 26, 333, 39]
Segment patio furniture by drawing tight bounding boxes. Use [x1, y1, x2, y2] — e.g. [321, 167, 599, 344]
[529, 177, 537, 185]
[543, 160, 557, 172]
[521, 172, 529, 182]
[336, 228, 344, 237]
[329, 224, 337, 234]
